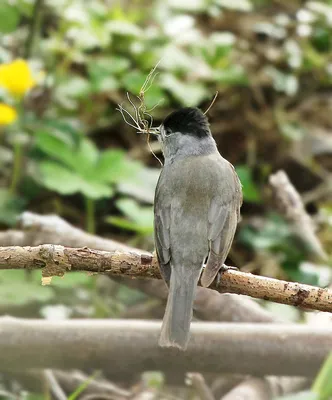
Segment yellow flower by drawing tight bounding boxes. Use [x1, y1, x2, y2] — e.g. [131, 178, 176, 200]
[0, 59, 36, 97]
[0, 103, 17, 125]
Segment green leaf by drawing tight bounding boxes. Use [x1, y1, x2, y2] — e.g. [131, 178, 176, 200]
[279, 122, 306, 141]
[106, 216, 143, 232]
[117, 167, 160, 203]
[35, 131, 77, 169]
[106, 20, 142, 36]
[80, 179, 113, 199]
[160, 73, 208, 106]
[117, 199, 153, 226]
[143, 86, 167, 110]
[74, 139, 100, 174]
[16, 0, 34, 17]
[94, 150, 143, 184]
[88, 59, 120, 92]
[161, 46, 200, 72]
[238, 214, 291, 251]
[93, 149, 126, 181]
[56, 76, 91, 100]
[106, 198, 154, 234]
[213, 66, 248, 85]
[93, 76, 118, 92]
[90, 56, 130, 75]
[39, 162, 82, 195]
[265, 67, 298, 96]
[68, 371, 100, 400]
[39, 119, 82, 145]
[0, 188, 25, 226]
[312, 352, 332, 400]
[142, 371, 164, 389]
[122, 70, 147, 93]
[312, 27, 331, 53]
[121, 71, 166, 109]
[0, 4, 19, 33]
[168, 0, 206, 11]
[235, 165, 261, 203]
[214, 0, 252, 11]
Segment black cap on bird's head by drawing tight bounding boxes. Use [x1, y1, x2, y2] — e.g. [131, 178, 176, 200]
[162, 107, 211, 139]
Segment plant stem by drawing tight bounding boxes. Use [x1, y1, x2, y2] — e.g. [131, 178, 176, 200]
[85, 197, 95, 234]
[9, 142, 23, 195]
[25, 0, 44, 58]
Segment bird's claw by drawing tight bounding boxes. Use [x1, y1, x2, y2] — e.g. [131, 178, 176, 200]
[216, 264, 238, 286]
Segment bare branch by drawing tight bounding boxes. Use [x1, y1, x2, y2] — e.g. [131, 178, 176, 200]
[0, 212, 140, 252]
[0, 212, 278, 323]
[187, 373, 215, 400]
[1, 244, 332, 312]
[269, 170, 327, 260]
[0, 317, 331, 377]
[44, 370, 67, 400]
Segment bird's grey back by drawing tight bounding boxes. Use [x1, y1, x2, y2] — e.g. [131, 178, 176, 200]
[155, 152, 241, 271]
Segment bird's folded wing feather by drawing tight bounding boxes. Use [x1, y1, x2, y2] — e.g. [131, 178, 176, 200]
[154, 172, 172, 285]
[201, 165, 242, 287]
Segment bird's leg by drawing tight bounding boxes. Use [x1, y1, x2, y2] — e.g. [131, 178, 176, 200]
[215, 264, 238, 286]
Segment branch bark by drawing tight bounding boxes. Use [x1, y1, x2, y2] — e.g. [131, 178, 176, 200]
[1, 244, 332, 312]
[269, 170, 327, 260]
[0, 212, 278, 323]
[0, 317, 331, 377]
[0, 212, 140, 252]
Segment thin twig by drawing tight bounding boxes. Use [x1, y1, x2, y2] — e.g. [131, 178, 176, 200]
[25, 0, 44, 58]
[187, 373, 215, 400]
[44, 370, 67, 400]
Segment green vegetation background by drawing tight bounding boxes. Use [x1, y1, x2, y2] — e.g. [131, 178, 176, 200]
[1, 0, 332, 398]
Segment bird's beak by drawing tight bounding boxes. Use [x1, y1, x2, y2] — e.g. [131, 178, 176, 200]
[139, 126, 160, 137]
[147, 129, 160, 136]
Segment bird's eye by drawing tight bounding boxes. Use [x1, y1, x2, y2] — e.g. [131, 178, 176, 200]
[165, 128, 172, 136]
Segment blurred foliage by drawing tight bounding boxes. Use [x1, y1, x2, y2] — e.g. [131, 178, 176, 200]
[277, 352, 332, 399]
[1, 0, 332, 396]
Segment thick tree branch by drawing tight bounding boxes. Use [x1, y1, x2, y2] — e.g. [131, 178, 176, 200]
[115, 276, 277, 323]
[0, 212, 278, 323]
[269, 170, 327, 260]
[1, 244, 332, 312]
[0, 317, 331, 377]
[0, 212, 140, 252]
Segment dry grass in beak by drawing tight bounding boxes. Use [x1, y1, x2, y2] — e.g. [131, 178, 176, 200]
[117, 60, 164, 166]
[116, 60, 162, 136]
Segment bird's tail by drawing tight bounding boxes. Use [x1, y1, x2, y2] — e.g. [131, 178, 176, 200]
[159, 266, 201, 350]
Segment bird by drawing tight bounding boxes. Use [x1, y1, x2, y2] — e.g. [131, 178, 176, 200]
[152, 107, 242, 350]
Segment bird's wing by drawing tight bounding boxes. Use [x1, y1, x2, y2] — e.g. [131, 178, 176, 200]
[201, 164, 242, 287]
[154, 171, 172, 285]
